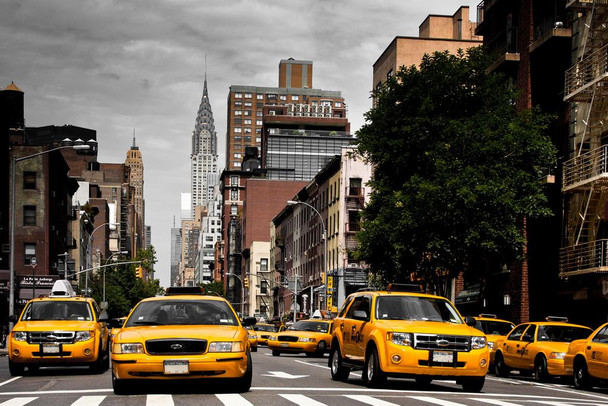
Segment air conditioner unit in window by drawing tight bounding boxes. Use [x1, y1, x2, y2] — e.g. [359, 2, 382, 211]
[268, 111, 276, 115]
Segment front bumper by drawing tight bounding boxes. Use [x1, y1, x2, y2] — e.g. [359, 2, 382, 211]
[268, 340, 318, 353]
[9, 339, 100, 365]
[546, 358, 567, 377]
[111, 351, 249, 380]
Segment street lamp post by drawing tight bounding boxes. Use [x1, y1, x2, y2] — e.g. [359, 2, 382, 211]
[227, 273, 244, 316]
[9, 144, 90, 327]
[85, 222, 119, 295]
[287, 200, 327, 312]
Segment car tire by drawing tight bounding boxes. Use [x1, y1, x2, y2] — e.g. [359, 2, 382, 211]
[364, 346, 386, 388]
[8, 360, 24, 376]
[234, 350, 253, 393]
[272, 350, 280, 356]
[27, 365, 39, 375]
[461, 376, 485, 392]
[494, 352, 510, 377]
[251, 346, 257, 352]
[534, 355, 549, 382]
[112, 371, 128, 395]
[415, 376, 433, 387]
[573, 359, 591, 390]
[329, 345, 350, 382]
[315, 340, 327, 357]
[90, 346, 109, 374]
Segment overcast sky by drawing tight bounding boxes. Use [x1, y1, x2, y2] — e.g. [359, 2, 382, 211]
[1, 0, 478, 288]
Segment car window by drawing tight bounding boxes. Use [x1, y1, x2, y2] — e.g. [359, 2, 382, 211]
[22, 301, 92, 321]
[507, 324, 529, 341]
[125, 299, 238, 327]
[375, 296, 462, 323]
[338, 296, 354, 318]
[537, 325, 592, 342]
[287, 321, 331, 333]
[592, 326, 608, 344]
[253, 324, 277, 332]
[478, 320, 514, 335]
[346, 296, 370, 320]
[521, 325, 536, 342]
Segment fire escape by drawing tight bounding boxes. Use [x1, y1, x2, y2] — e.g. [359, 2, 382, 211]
[560, 0, 608, 277]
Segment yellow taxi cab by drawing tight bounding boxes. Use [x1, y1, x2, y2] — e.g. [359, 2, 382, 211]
[465, 314, 514, 366]
[267, 319, 333, 357]
[329, 284, 489, 392]
[8, 280, 110, 375]
[564, 321, 608, 389]
[246, 326, 258, 352]
[110, 287, 256, 394]
[253, 323, 278, 346]
[493, 317, 592, 382]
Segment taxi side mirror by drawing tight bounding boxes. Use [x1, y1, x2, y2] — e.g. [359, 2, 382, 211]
[8, 315, 18, 323]
[465, 316, 476, 326]
[242, 317, 257, 327]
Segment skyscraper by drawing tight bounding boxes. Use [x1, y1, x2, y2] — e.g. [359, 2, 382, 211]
[125, 134, 145, 251]
[191, 73, 219, 216]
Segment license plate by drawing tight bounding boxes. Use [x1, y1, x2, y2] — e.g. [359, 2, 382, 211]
[432, 351, 454, 363]
[280, 343, 289, 347]
[163, 360, 189, 374]
[42, 344, 60, 354]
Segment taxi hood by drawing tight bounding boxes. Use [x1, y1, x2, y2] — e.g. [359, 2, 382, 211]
[116, 324, 243, 341]
[374, 319, 484, 336]
[15, 320, 99, 331]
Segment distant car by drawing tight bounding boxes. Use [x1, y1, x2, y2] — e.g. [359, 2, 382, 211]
[466, 314, 515, 366]
[110, 292, 256, 394]
[564, 321, 608, 389]
[253, 323, 278, 346]
[246, 326, 258, 352]
[267, 319, 333, 357]
[8, 280, 110, 375]
[493, 317, 593, 382]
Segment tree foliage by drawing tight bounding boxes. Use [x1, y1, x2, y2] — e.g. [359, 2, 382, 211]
[89, 245, 164, 318]
[198, 281, 225, 297]
[355, 48, 556, 295]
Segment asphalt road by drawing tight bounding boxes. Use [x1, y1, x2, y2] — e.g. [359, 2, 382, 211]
[0, 348, 606, 405]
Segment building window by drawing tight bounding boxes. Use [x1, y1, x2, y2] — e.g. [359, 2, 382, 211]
[261, 280, 268, 294]
[235, 110, 242, 116]
[235, 93, 242, 98]
[230, 175, 239, 186]
[387, 69, 393, 79]
[24, 243, 36, 265]
[231, 190, 239, 200]
[292, 95, 299, 101]
[234, 128, 242, 133]
[234, 101, 242, 107]
[23, 205, 36, 226]
[234, 153, 242, 159]
[244, 128, 252, 134]
[335, 102, 342, 107]
[244, 102, 252, 107]
[256, 120, 262, 126]
[231, 204, 238, 216]
[23, 171, 36, 189]
[280, 95, 287, 101]
[234, 162, 241, 168]
[244, 119, 252, 125]
[244, 110, 251, 116]
[260, 258, 268, 272]
[245, 93, 252, 99]
[257, 94, 263, 100]
[234, 118, 242, 124]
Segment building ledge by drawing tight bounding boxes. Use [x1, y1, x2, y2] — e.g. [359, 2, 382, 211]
[530, 28, 572, 53]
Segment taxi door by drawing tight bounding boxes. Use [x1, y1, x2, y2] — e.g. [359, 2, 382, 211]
[342, 295, 371, 362]
[518, 324, 537, 370]
[501, 324, 530, 369]
[586, 325, 608, 378]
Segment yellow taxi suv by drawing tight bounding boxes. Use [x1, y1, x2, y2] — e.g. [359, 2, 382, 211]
[246, 326, 258, 352]
[493, 317, 592, 382]
[564, 321, 608, 389]
[253, 323, 278, 346]
[465, 314, 514, 367]
[8, 280, 110, 375]
[110, 288, 256, 395]
[329, 285, 489, 392]
[267, 319, 332, 357]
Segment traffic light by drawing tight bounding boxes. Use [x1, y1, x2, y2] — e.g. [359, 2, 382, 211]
[244, 277, 249, 289]
[135, 266, 143, 278]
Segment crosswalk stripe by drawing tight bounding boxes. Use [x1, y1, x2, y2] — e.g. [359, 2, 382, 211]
[530, 402, 578, 406]
[216, 394, 254, 406]
[0, 398, 38, 406]
[70, 396, 106, 406]
[344, 394, 400, 405]
[409, 396, 467, 406]
[470, 399, 523, 406]
[280, 394, 327, 406]
[146, 394, 174, 406]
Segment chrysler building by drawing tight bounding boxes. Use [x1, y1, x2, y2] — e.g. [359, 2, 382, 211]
[191, 72, 219, 216]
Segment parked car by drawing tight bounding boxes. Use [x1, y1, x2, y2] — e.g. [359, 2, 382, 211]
[465, 314, 515, 367]
[564, 321, 608, 389]
[493, 317, 592, 382]
[8, 280, 110, 375]
[268, 319, 333, 357]
[328, 284, 489, 392]
[110, 289, 256, 394]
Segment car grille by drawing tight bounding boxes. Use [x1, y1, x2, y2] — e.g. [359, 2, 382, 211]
[145, 339, 207, 355]
[414, 334, 470, 352]
[277, 335, 299, 342]
[28, 331, 75, 344]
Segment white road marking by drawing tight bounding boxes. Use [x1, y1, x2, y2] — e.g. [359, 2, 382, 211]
[216, 393, 254, 406]
[70, 396, 106, 406]
[280, 394, 327, 406]
[0, 378, 21, 388]
[0, 398, 38, 406]
[146, 394, 174, 406]
[344, 394, 401, 405]
[409, 396, 468, 406]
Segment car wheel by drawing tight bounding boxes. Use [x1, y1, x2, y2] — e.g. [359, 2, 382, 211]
[251, 346, 257, 352]
[316, 340, 327, 357]
[329, 345, 350, 382]
[573, 359, 591, 390]
[364, 346, 386, 387]
[90, 346, 109, 374]
[27, 365, 39, 375]
[415, 376, 432, 386]
[8, 360, 24, 376]
[494, 352, 510, 377]
[272, 350, 280, 356]
[534, 355, 549, 382]
[234, 350, 253, 393]
[112, 371, 128, 395]
[461, 376, 485, 392]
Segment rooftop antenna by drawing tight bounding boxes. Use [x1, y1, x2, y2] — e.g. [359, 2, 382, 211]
[132, 128, 136, 147]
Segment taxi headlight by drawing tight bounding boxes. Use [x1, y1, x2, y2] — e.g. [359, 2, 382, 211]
[113, 343, 144, 354]
[12, 331, 27, 342]
[387, 332, 413, 347]
[549, 352, 565, 360]
[471, 336, 487, 350]
[249, 334, 258, 339]
[268, 335, 276, 341]
[74, 331, 93, 342]
[209, 341, 244, 352]
[298, 337, 316, 343]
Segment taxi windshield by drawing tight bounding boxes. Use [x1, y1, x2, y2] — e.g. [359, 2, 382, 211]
[537, 325, 592, 342]
[287, 321, 330, 333]
[375, 296, 462, 323]
[254, 324, 277, 332]
[125, 299, 238, 327]
[23, 301, 92, 321]
[478, 320, 514, 335]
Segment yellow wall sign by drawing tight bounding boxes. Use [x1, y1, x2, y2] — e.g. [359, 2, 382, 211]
[327, 276, 333, 289]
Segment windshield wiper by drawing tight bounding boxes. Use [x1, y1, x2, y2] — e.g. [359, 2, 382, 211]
[131, 321, 166, 325]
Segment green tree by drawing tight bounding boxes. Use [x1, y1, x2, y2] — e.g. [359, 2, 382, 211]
[198, 281, 225, 297]
[355, 48, 556, 296]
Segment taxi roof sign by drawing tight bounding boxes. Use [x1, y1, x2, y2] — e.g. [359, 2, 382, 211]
[49, 279, 76, 297]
